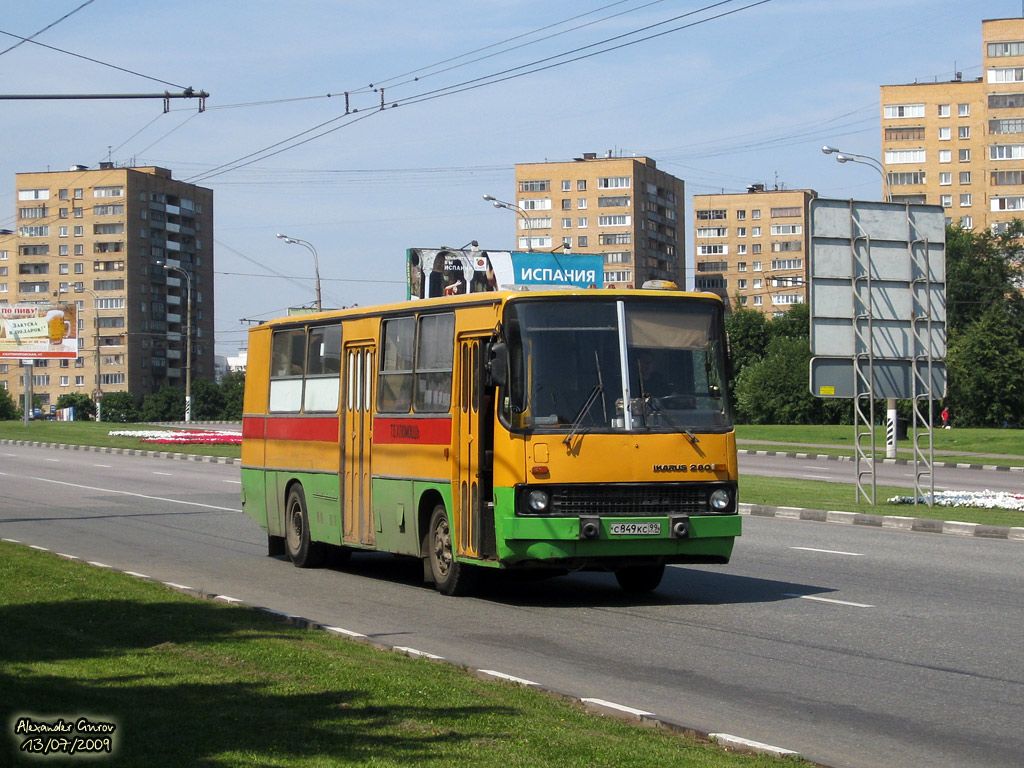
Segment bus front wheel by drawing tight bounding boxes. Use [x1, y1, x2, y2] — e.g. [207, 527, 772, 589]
[427, 505, 476, 596]
[285, 485, 325, 568]
[615, 564, 664, 593]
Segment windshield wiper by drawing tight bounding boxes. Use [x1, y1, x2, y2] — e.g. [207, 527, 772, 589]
[563, 352, 607, 446]
[646, 397, 700, 444]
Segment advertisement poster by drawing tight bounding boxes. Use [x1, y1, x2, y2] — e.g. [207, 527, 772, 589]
[407, 248, 605, 299]
[0, 303, 79, 360]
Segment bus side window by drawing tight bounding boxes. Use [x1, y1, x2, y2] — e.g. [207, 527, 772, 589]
[414, 313, 455, 413]
[378, 317, 415, 412]
[269, 328, 306, 412]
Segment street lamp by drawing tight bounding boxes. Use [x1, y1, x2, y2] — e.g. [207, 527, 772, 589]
[483, 194, 534, 252]
[158, 261, 192, 423]
[822, 145, 892, 202]
[275, 233, 322, 311]
[58, 285, 103, 421]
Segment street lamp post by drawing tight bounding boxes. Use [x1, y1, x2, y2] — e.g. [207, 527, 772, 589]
[159, 262, 192, 423]
[822, 145, 892, 202]
[483, 194, 534, 252]
[822, 145, 898, 458]
[276, 233, 322, 311]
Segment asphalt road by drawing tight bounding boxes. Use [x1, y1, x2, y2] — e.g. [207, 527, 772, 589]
[1, 444, 1022, 768]
[738, 450, 1024, 493]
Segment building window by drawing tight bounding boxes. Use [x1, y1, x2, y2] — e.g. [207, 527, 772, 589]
[518, 180, 550, 192]
[991, 170, 1024, 185]
[941, 194, 953, 208]
[697, 245, 728, 256]
[752, 244, 762, 255]
[989, 117, 1024, 134]
[737, 245, 747, 255]
[577, 198, 587, 209]
[696, 227, 728, 238]
[889, 171, 927, 185]
[599, 233, 631, 245]
[577, 217, 587, 228]
[769, 224, 802, 235]
[989, 41, 1024, 57]
[753, 279, 762, 289]
[989, 92, 1024, 108]
[989, 68, 1024, 83]
[736, 227, 746, 237]
[959, 149, 971, 162]
[561, 217, 572, 229]
[990, 143, 1024, 160]
[751, 209, 761, 219]
[520, 198, 551, 211]
[938, 104, 950, 117]
[960, 216, 973, 229]
[598, 214, 630, 226]
[751, 226, 761, 237]
[561, 180, 571, 191]
[958, 126, 970, 140]
[958, 103, 970, 117]
[885, 126, 925, 141]
[577, 236, 588, 248]
[737, 262, 747, 272]
[695, 209, 726, 220]
[577, 179, 587, 191]
[959, 171, 971, 185]
[960, 194, 972, 207]
[939, 172, 952, 185]
[883, 104, 925, 118]
[752, 261, 762, 271]
[736, 210, 746, 220]
[938, 126, 951, 141]
[770, 206, 801, 218]
[561, 199, 571, 210]
[772, 294, 804, 306]
[939, 150, 952, 163]
[771, 258, 804, 270]
[597, 176, 630, 189]
[884, 149, 926, 164]
[737, 279, 747, 289]
[770, 241, 802, 253]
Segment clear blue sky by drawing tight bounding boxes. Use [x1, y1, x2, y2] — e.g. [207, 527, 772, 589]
[0, 1, 1014, 354]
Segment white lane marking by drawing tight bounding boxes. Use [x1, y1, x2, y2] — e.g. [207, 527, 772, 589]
[323, 626, 367, 639]
[784, 593, 874, 608]
[153, 472, 173, 476]
[478, 670, 538, 686]
[711, 734, 800, 758]
[223, 480, 241, 485]
[790, 546, 864, 556]
[581, 698, 653, 717]
[0, 471, 239, 512]
[394, 646, 445, 660]
[93, 464, 111, 468]
[802, 474, 833, 479]
[44, 458, 61, 463]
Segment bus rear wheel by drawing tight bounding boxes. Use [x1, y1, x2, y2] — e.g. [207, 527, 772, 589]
[428, 505, 476, 596]
[285, 485, 325, 568]
[615, 564, 664, 593]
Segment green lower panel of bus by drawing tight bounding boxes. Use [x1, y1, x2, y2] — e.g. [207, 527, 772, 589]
[240, 467, 343, 547]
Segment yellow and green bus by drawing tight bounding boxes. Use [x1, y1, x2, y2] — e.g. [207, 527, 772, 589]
[240, 288, 740, 595]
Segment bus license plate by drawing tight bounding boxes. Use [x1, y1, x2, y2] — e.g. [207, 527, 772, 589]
[609, 522, 661, 536]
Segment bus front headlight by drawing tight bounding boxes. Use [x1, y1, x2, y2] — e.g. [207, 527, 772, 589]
[527, 489, 551, 513]
[709, 488, 731, 513]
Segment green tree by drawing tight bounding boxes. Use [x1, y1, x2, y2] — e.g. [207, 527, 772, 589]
[140, 386, 184, 422]
[99, 391, 139, 423]
[724, 309, 771, 380]
[943, 222, 1024, 426]
[55, 393, 95, 421]
[219, 370, 246, 420]
[190, 377, 225, 421]
[733, 335, 825, 424]
[0, 387, 17, 420]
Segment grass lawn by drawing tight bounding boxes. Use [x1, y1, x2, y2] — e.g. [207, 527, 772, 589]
[740, 475, 1024, 529]
[735, 424, 1024, 462]
[0, 420, 240, 460]
[0, 543, 801, 768]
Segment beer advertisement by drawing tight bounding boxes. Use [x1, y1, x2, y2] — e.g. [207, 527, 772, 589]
[0, 303, 79, 360]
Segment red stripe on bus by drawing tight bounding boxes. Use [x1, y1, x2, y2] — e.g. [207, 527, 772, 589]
[243, 415, 339, 442]
[373, 416, 451, 445]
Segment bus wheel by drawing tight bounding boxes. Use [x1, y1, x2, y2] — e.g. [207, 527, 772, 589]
[428, 505, 475, 596]
[615, 564, 664, 593]
[284, 485, 325, 568]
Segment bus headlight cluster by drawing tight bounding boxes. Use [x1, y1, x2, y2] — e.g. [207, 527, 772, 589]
[527, 490, 551, 513]
[709, 488, 731, 513]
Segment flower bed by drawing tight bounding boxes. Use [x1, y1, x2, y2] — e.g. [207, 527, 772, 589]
[108, 429, 242, 446]
[888, 490, 1024, 512]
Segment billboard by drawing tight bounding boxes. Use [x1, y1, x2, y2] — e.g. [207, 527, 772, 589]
[407, 248, 604, 299]
[0, 303, 79, 360]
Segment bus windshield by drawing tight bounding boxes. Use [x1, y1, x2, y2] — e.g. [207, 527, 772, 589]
[503, 297, 731, 433]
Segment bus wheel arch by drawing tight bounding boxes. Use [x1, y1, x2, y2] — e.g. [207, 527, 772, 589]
[283, 481, 325, 569]
[423, 500, 477, 596]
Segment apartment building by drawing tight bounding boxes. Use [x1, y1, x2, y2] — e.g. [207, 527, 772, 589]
[0, 164, 214, 414]
[880, 17, 1024, 233]
[692, 185, 815, 315]
[513, 153, 684, 287]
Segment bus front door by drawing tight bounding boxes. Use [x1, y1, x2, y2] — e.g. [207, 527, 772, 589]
[343, 343, 376, 547]
[453, 336, 487, 558]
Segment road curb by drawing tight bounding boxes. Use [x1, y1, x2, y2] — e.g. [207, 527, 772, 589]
[739, 447, 1024, 473]
[0, 439, 239, 465]
[740, 504, 1024, 542]
[0, 538, 833, 767]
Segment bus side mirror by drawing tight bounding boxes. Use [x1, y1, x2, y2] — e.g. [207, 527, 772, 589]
[485, 342, 508, 388]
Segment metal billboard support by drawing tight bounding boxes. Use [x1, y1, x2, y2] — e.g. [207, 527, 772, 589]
[850, 206, 876, 504]
[909, 215, 938, 506]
